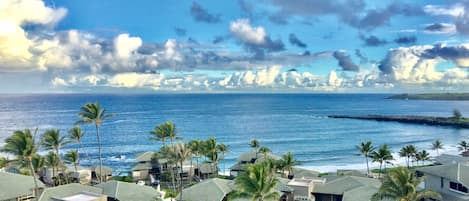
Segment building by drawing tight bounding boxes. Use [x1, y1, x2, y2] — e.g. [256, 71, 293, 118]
[417, 163, 469, 201]
[96, 180, 163, 201]
[230, 151, 279, 177]
[287, 178, 323, 201]
[311, 175, 381, 201]
[38, 183, 105, 201]
[38, 181, 163, 201]
[131, 151, 159, 183]
[435, 154, 469, 166]
[0, 171, 45, 201]
[91, 166, 113, 183]
[177, 178, 293, 201]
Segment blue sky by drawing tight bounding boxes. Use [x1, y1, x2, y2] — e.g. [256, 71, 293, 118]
[1, 0, 469, 92]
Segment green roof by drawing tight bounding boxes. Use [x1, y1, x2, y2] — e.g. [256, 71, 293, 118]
[178, 178, 234, 201]
[0, 171, 45, 200]
[38, 183, 103, 201]
[418, 164, 469, 185]
[96, 180, 161, 201]
[312, 176, 381, 200]
[136, 152, 155, 162]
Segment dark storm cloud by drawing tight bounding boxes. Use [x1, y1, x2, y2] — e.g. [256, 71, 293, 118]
[190, 2, 222, 23]
[288, 33, 307, 48]
[333, 51, 359, 71]
[421, 44, 469, 62]
[359, 34, 387, 46]
[245, 37, 285, 59]
[239, 0, 254, 19]
[425, 23, 446, 31]
[355, 49, 368, 64]
[174, 27, 187, 37]
[394, 35, 417, 45]
[267, 0, 423, 30]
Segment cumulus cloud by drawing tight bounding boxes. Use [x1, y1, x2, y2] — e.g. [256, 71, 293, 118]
[190, 2, 221, 23]
[288, 33, 307, 48]
[424, 2, 469, 35]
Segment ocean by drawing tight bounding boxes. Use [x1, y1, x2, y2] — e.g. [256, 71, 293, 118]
[1, 93, 468, 174]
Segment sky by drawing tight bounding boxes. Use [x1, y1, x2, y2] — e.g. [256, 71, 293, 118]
[2, 0, 469, 93]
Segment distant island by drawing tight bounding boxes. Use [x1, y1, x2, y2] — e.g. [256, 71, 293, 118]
[387, 93, 469, 100]
[328, 114, 469, 129]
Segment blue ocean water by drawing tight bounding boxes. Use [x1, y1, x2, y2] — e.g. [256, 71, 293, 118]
[1, 93, 469, 174]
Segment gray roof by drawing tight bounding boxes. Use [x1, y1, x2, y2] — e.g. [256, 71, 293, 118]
[199, 163, 216, 174]
[292, 167, 320, 178]
[178, 178, 234, 201]
[96, 180, 161, 201]
[132, 162, 153, 171]
[38, 183, 103, 201]
[178, 177, 291, 201]
[237, 151, 279, 163]
[418, 164, 469, 185]
[0, 171, 45, 200]
[435, 154, 469, 165]
[312, 176, 381, 201]
[136, 152, 155, 162]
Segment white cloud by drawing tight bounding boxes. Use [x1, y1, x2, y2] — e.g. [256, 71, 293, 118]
[114, 34, 142, 59]
[230, 19, 266, 45]
[424, 4, 465, 17]
[108, 73, 163, 89]
[423, 23, 457, 35]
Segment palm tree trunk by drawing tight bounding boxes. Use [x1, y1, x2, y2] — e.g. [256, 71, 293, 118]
[80, 141, 91, 162]
[365, 156, 370, 176]
[223, 153, 225, 175]
[74, 163, 78, 172]
[169, 165, 176, 192]
[179, 161, 183, 201]
[378, 162, 383, 178]
[28, 159, 39, 198]
[96, 125, 103, 183]
[196, 157, 199, 178]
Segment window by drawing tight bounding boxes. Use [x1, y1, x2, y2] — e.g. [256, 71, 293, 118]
[441, 177, 444, 188]
[450, 181, 468, 194]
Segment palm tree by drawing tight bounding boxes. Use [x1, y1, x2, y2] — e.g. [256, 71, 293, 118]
[42, 129, 70, 184]
[431, 140, 443, 156]
[68, 126, 90, 160]
[217, 143, 228, 175]
[371, 144, 394, 178]
[172, 143, 191, 200]
[65, 150, 80, 172]
[415, 150, 430, 166]
[259, 146, 271, 160]
[458, 140, 469, 153]
[1, 129, 40, 197]
[31, 154, 45, 175]
[0, 157, 8, 169]
[229, 162, 280, 201]
[154, 121, 180, 145]
[45, 151, 61, 185]
[149, 124, 169, 146]
[371, 167, 441, 201]
[204, 137, 219, 175]
[281, 152, 299, 178]
[399, 145, 417, 168]
[188, 139, 203, 178]
[76, 102, 114, 183]
[355, 141, 375, 176]
[250, 139, 260, 159]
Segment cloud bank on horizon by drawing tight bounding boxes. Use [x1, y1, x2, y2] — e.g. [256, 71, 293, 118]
[1, 0, 469, 92]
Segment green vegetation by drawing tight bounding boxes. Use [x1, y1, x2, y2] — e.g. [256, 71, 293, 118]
[113, 175, 134, 183]
[388, 93, 469, 100]
[371, 167, 441, 201]
[371, 144, 393, 178]
[431, 140, 443, 156]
